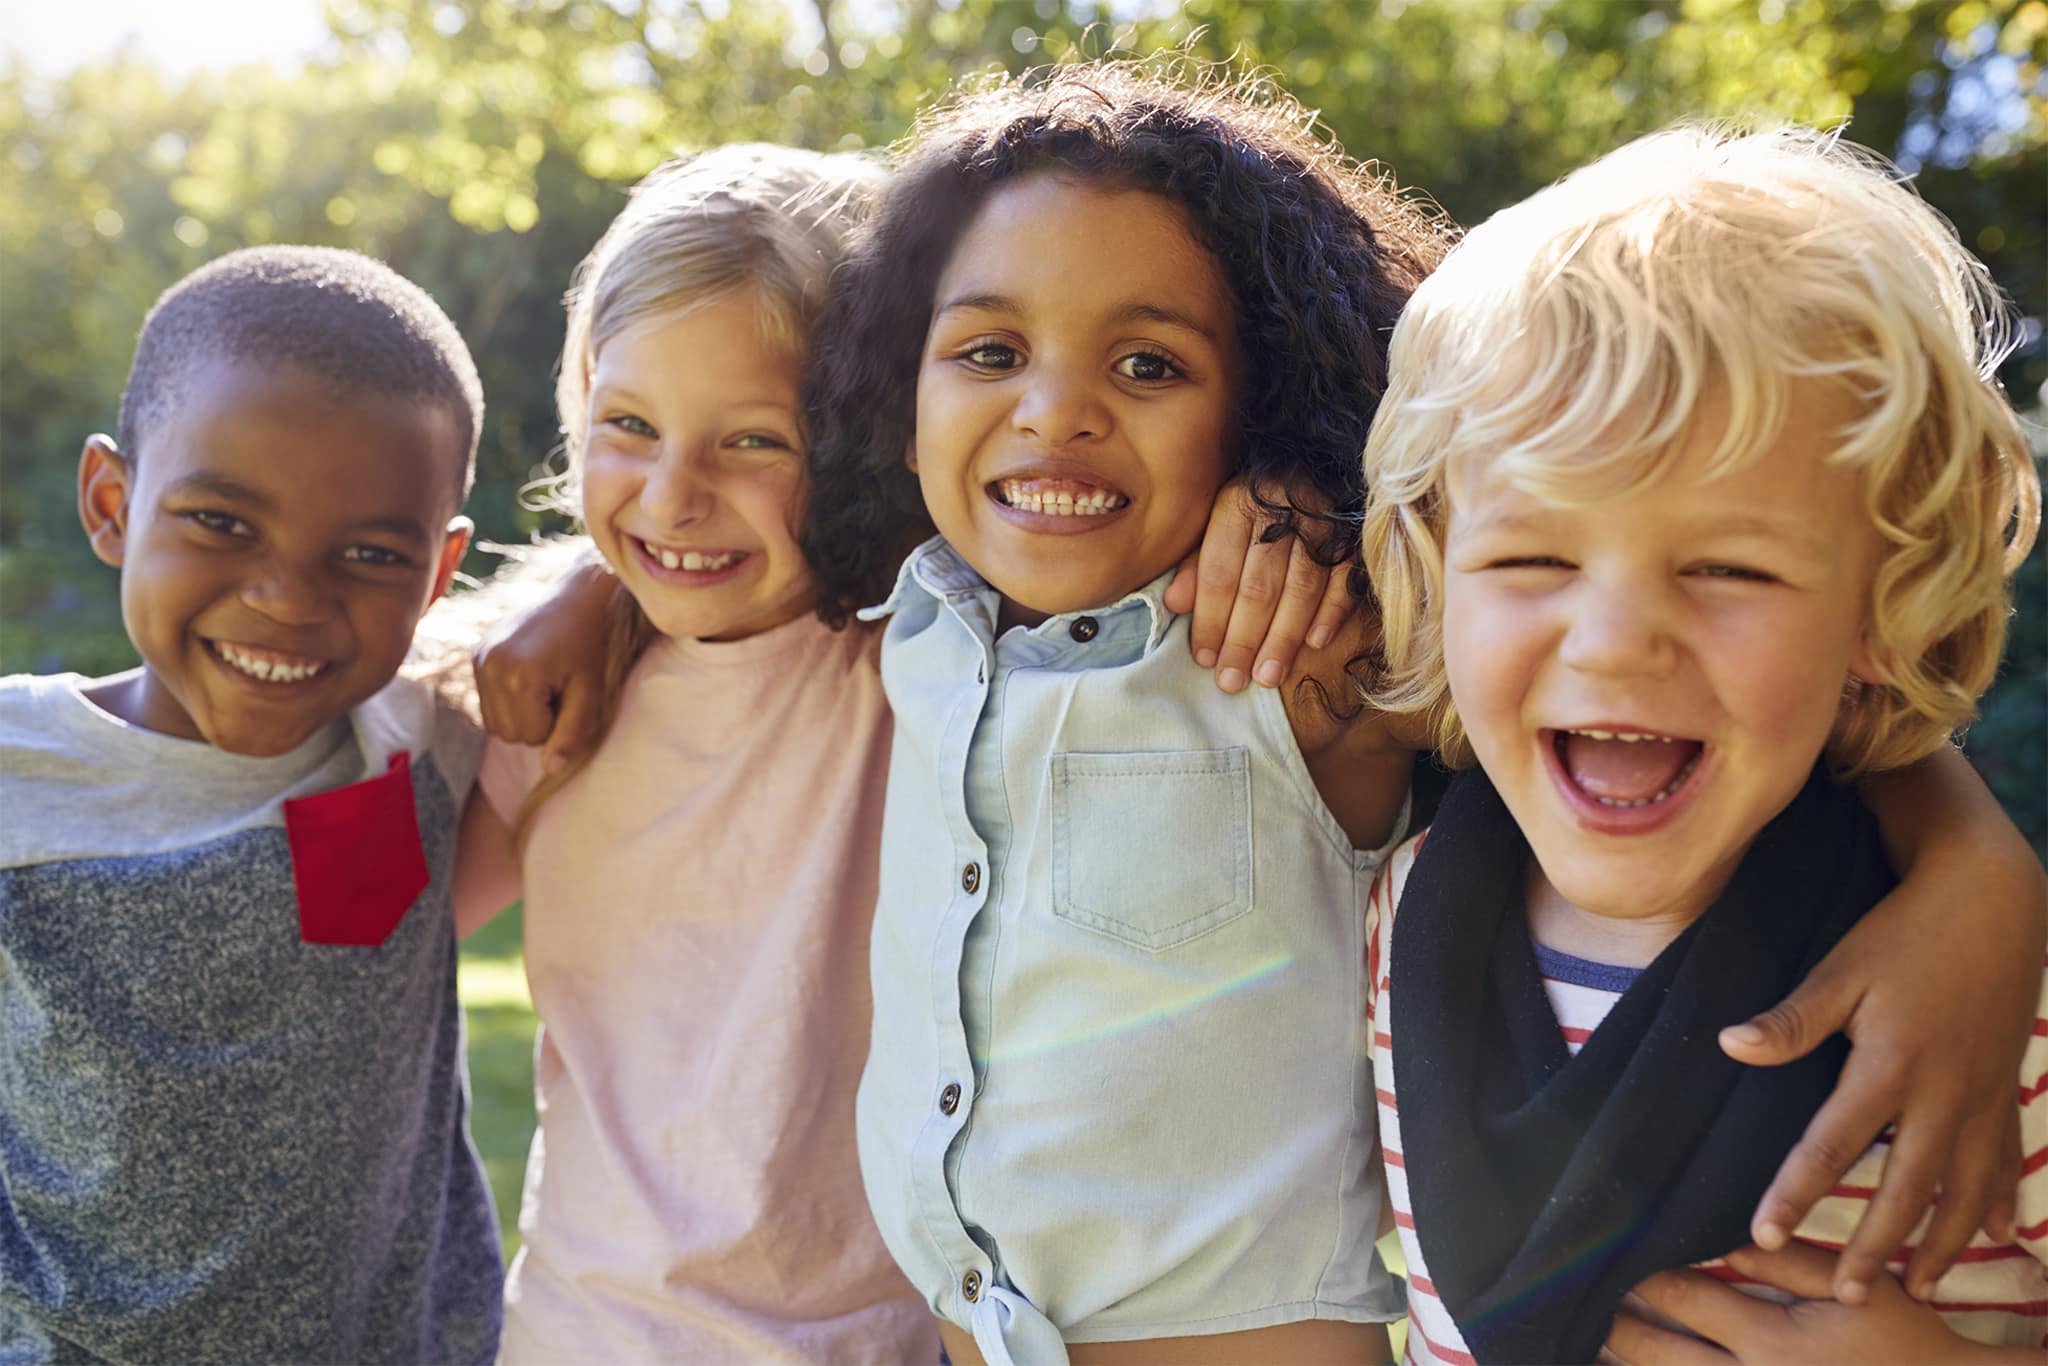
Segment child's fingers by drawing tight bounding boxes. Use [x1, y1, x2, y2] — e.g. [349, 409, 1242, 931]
[1186, 496, 1256, 673]
[1247, 537, 1332, 687]
[1746, 1054, 1894, 1261]
[541, 675, 605, 774]
[1305, 556, 1356, 652]
[1986, 1108, 2022, 1244]
[1161, 549, 1201, 617]
[1603, 1309, 1732, 1365]
[1903, 1098, 2017, 1297]
[1718, 1240, 1844, 1300]
[1211, 532, 1291, 692]
[1615, 1272, 1757, 1360]
[1719, 953, 1857, 1069]
[1821, 1064, 1957, 1301]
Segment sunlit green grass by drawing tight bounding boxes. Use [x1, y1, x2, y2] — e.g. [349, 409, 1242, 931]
[457, 905, 537, 1264]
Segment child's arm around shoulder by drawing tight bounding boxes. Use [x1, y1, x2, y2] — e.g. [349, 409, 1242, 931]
[1728, 745, 2047, 1301]
[1282, 614, 1418, 853]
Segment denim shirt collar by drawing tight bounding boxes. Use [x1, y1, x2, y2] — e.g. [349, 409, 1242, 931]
[861, 536, 1179, 659]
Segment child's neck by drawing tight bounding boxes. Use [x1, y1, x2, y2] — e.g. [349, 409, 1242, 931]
[1522, 862, 1722, 970]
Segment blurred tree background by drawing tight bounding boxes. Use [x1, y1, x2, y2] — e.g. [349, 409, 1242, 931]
[3, 0, 2043, 847]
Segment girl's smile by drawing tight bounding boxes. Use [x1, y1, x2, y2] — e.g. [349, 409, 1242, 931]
[912, 175, 1242, 626]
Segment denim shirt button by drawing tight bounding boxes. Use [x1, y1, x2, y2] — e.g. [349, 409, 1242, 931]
[961, 862, 981, 895]
[1069, 615, 1100, 643]
[962, 1269, 983, 1302]
[939, 1082, 962, 1115]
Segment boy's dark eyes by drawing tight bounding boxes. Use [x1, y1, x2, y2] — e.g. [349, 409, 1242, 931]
[341, 544, 412, 568]
[185, 508, 253, 537]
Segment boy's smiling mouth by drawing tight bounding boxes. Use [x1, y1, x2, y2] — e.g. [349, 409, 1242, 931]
[1543, 726, 1707, 823]
[207, 639, 331, 685]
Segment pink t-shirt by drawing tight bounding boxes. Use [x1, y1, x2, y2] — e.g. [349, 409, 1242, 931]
[480, 613, 935, 1364]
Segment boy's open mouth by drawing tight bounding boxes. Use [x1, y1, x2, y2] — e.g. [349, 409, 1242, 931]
[989, 476, 1130, 517]
[1546, 727, 1704, 809]
[207, 639, 331, 685]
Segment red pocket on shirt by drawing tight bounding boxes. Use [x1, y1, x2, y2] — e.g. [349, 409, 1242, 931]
[285, 750, 431, 947]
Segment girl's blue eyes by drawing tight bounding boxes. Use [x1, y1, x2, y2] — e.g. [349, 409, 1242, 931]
[603, 416, 792, 451]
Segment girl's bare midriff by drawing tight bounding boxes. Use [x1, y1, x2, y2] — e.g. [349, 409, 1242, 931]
[937, 1315, 1392, 1366]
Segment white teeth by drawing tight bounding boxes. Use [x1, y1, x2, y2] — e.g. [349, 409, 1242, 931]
[215, 642, 323, 684]
[643, 541, 741, 572]
[1565, 728, 1663, 743]
[996, 480, 1127, 516]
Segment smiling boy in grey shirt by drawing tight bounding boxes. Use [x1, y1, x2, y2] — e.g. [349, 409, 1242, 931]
[0, 246, 501, 1363]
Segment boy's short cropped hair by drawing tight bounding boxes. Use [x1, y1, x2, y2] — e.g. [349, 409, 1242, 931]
[1361, 123, 2041, 775]
[117, 244, 483, 498]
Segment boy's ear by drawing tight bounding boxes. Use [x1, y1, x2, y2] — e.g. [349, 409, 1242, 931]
[77, 435, 133, 568]
[429, 517, 474, 602]
[904, 440, 918, 475]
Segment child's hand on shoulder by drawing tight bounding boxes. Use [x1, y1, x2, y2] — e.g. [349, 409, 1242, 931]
[1605, 1242, 2036, 1364]
[473, 550, 619, 771]
[1163, 475, 1356, 694]
[1717, 747, 2045, 1301]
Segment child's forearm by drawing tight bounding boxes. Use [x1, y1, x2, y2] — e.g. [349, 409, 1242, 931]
[1859, 744, 2046, 894]
[452, 788, 522, 938]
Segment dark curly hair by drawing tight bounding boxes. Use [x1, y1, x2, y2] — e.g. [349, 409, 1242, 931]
[802, 60, 1451, 625]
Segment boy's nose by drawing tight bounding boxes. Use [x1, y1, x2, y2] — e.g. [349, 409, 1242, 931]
[1011, 363, 1109, 446]
[1557, 582, 1678, 677]
[241, 557, 336, 626]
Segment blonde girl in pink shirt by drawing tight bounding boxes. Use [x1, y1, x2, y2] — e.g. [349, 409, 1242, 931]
[448, 141, 1361, 1363]
[451, 144, 937, 1364]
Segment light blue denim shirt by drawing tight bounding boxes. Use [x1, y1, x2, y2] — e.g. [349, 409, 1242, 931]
[856, 539, 1407, 1366]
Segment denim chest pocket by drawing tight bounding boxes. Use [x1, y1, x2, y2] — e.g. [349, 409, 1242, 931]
[1049, 747, 1253, 951]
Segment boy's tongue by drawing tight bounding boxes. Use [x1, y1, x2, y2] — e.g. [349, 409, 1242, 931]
[1560, 732, 1700, 803]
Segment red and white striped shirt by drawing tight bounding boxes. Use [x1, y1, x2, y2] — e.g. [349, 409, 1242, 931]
[1367, 831, 2048, 1364]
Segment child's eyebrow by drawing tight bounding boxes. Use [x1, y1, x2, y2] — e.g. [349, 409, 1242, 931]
[346, 515, 434, 547]
[161, 471, 270, 507]
[1107, 300, 1222, 342]
[932, 292, 1221, 343]
[932, 290, 1019, 321]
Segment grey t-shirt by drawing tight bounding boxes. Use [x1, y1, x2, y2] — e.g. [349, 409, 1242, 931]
[0, 672, 501, 1364]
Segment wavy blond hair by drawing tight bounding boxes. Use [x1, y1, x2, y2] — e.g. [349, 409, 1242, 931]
[1360, 123, 2040, 775]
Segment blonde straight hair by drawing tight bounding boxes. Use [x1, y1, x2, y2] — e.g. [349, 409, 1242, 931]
[514, 144, 884, 843]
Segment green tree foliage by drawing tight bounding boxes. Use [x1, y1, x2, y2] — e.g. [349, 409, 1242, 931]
[2, 0, 2042, 844]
